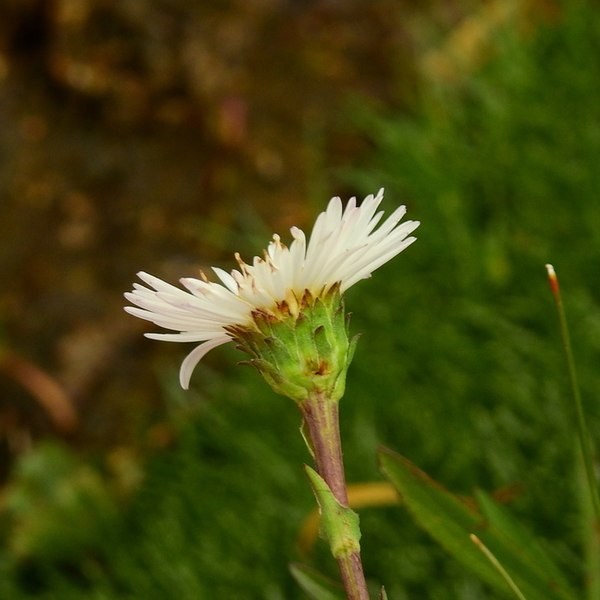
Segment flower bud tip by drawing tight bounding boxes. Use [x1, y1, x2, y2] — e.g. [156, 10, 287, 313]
[545, 263, 559, 295]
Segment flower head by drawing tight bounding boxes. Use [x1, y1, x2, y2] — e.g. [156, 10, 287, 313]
[124, 189, 419, 393]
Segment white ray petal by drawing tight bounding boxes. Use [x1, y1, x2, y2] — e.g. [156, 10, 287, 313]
[124, 188, 419, 388]
[179, 337, 231, 389]
[145, 331, 225, 342]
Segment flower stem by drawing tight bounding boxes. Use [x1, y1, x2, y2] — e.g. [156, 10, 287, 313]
[301, 390, 370, 600]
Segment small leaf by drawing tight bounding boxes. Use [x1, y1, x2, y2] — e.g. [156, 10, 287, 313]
[379, 448, 577, 600]
[300, 418, 316, 460]
[379, 585, 389, 600]
[297, 482, 399, 555]
[304, 466, 361, 559]
[290, 563, 345, 600]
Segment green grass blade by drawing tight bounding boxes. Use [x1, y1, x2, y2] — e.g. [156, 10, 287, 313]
[379, 448, 577, 600]
[470, 534, 528, 600]
[577, 456, 600, 600]
[545, 265, 600, 525]
[475, 490, 572, 593]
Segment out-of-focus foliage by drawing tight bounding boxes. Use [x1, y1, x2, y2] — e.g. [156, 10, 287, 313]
[342, 1, 600, 596]
[0, 0, 431, 457]
[1, 0, 599, 598]
[1, 443, 119, 563]
[1, 375, 313, 599]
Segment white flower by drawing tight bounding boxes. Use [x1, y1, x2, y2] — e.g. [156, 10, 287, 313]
[124, 188, 419, 389]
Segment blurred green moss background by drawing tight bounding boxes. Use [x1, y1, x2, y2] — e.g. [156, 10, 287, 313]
[1, 0, 599, 598]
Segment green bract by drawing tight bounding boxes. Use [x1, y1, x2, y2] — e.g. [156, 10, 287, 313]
[227, 284, 358, 404]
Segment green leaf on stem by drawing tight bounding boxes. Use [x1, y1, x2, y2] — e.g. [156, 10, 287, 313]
[378, 448, 577, 600]
[290, 563, 345, 600]
[304, 465, 361, 559]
